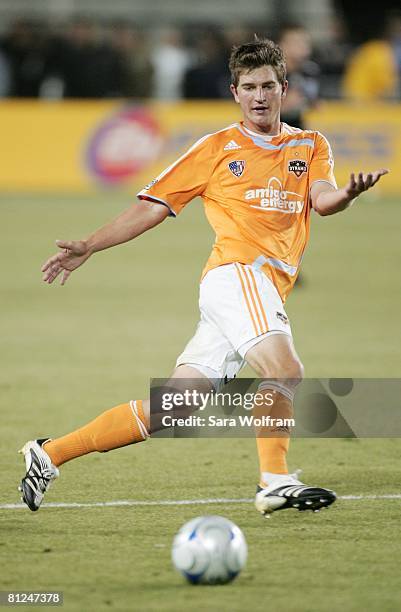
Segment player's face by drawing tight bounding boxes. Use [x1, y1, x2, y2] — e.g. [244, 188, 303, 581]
[230, 66, 287, 135]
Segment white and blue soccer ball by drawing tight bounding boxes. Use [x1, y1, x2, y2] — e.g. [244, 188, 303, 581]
[172, 515, 247, 585]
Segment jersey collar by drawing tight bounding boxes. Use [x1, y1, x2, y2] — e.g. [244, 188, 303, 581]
[240, 123, 282, 141]
[235, 122, 304, 151]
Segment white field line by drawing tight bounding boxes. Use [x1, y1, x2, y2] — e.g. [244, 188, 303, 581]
[1, 494, 401, 510]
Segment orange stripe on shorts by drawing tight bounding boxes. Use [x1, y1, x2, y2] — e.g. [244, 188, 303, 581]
[247, 267, 269, 334]
[234, 264, 260, 336]
[239, 264, 265, 335]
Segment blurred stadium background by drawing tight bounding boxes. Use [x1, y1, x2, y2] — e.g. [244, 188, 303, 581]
[1, 0, 401, 192]
[1, 1, 401, 611]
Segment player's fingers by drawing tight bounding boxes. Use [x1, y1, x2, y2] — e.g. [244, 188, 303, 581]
[347, 172, 356, 192]
[55, 239, 73, 250]
[60, 270, 71, 286]
[42, 260, 62, 280]
[357, 172, 364, 190]
[42, 269, 57, 283]
[371, 168, 389, 186]
[41, 257, 56, 272]
[56, 239, 86, 255]
[41, 252, 63, 272]
[41, 261, 63, 275]
[44, 266, 63, 284]
[364, 173, 373, 189]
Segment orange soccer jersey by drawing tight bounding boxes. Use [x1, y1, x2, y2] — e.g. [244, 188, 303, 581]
[137, 122, 336, 302]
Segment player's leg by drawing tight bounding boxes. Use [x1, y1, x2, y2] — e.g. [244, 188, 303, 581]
[43, 363, 211, 464]
[245, 332, 303, 483]
[245, 333, 336, 514]
[198, 263, 336, 514]
[18, 365, 210, 511]
[144, 364, 214, 433]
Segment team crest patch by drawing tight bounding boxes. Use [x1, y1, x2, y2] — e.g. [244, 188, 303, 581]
[288, 159, 307, 177]
[228, 160, 245, 177]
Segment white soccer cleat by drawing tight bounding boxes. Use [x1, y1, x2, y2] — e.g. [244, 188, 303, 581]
[255, 471, 336, 515]
[18, 439, 59, 511]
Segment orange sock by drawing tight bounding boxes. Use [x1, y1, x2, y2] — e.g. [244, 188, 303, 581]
[43, 400, 148, 467]
[253, 386, 294, 484]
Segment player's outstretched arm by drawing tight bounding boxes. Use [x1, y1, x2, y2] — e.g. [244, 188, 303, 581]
[41, 200, 169, 285]
[311, 168, 389, 216]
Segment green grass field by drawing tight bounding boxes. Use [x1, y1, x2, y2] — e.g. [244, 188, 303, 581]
[1, 193, 401, 611]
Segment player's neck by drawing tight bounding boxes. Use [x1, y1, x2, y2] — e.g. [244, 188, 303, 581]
[242, 120, 282, 139]
[243, 119, 281, 138]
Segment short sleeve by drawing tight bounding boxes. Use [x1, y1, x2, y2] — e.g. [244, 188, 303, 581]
[137, 134, 214, 216]
[309, 132, 337, 189]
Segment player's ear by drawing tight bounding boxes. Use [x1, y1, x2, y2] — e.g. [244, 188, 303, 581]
[230, 83, 240, 103]
[281, 80, 288, 97]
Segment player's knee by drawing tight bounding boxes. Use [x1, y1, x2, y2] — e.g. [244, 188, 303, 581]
[290, 359, 304, 383]
[259, 357, 304, 386]
[284, 358, 304, 385]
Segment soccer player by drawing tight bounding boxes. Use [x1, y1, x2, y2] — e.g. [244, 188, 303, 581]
[19, 39, 388, 514]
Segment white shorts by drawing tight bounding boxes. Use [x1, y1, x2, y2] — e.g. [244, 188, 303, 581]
[176, 263, 292, 381]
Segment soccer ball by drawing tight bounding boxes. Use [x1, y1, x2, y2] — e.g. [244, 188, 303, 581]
[172, 515, 247, 585]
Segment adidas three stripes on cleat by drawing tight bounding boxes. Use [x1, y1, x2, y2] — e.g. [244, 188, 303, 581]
[255, 472, 336, 515]
[18, 439, 59, 511]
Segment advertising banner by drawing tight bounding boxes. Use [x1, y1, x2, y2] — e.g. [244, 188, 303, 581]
[0, 100, 399, 194]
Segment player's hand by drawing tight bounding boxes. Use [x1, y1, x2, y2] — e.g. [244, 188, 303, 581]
[41, 239, 92, 285]
[344, 168, 389, 199]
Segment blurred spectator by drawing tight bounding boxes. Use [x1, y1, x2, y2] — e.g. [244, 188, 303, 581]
[342, 10, 401, 100]
[0, 49, 11, 97]
[1, 19, 49, 97]
[277, 24, 320, 289]
[109, 22, 153, 99]
[277, 24, 320, 129]
[48, 18, 124, 98]
[151, 27, 192, 99]
[315, 16, 353, 99]
[223, 25, 254, 51]
[183, 30, 228, 99]
[336, 0, 396, 45]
